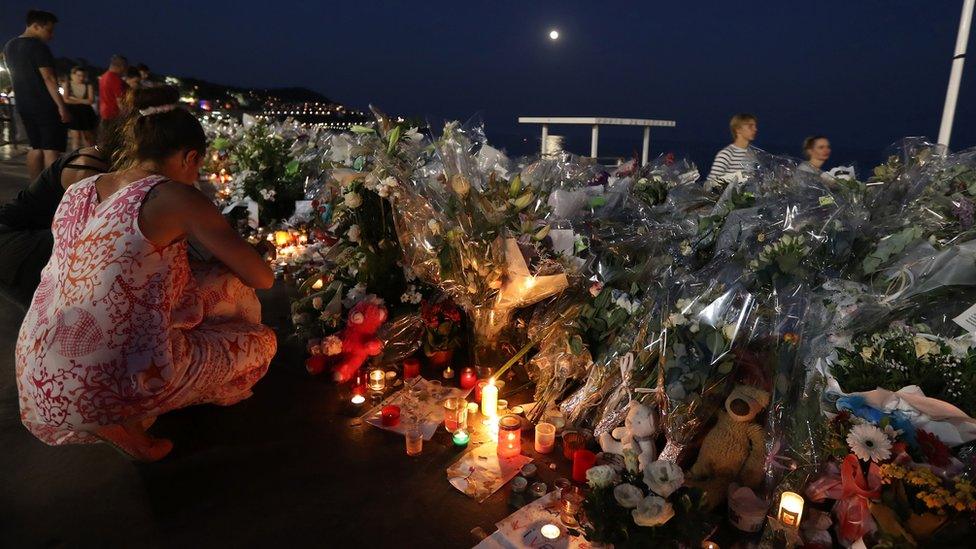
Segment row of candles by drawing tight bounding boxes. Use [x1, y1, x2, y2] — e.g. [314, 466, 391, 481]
[360, 358, 808, 545]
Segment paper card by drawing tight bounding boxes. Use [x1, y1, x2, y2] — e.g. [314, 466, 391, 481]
[364, 377, 469, 440]
[473, 492, 594, 549]
[953, 302, 976, 333]
[446, 443, 532, 503]
[293, 200, 314, 218]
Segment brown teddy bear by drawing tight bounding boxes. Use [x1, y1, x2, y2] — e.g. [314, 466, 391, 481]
[686, 383, 770, 510]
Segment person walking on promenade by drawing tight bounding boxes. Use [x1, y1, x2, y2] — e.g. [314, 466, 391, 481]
[3, 10, 71, 180]
[704, 113, 759, 193]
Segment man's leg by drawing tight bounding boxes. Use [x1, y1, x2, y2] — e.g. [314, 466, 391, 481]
[26, 150, 44, 181]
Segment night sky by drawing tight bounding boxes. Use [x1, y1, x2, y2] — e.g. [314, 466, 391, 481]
[4, 1, 976, 169]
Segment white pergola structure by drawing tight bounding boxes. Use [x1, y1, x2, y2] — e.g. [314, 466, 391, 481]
[518, 116, 676, 165]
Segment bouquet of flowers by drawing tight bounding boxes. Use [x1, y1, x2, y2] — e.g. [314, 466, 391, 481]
[581, 454, 713, 548]
[229, 118, 308, 224]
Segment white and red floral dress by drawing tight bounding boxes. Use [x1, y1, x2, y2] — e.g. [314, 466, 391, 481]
[15, 175, 277, 445]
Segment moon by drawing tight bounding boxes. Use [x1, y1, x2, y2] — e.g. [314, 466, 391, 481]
[549, 29, 559, 40]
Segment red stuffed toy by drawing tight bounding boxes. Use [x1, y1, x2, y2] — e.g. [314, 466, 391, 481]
[330, 298, 388, 383]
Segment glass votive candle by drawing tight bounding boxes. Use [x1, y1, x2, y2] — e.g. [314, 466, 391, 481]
[381, 405, 401, 427]
[403, 358, 421, 379]
[459, 367, 478, 390]
[560, 485, 584, 526]
[540, 524, 561, 540]
[442, 397, 468, 434]
[535, 422, 556, 454]
[520, 463, 537, 478]
[562, 430, 585, 460]
[467, 402, 479, 416]
[529, 482, 547, 499]
[496, 399, 509, 415]
[553, 477, 571, 499]
[497, 414, 522, 459]
[452, 429, 470, 446]
[367, 366, 386, 392]
[405, 425, 423, 456]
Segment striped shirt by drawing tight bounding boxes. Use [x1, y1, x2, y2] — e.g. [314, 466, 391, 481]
[705, 144, 758, 189]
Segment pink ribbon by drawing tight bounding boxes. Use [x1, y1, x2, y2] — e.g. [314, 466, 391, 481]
[764, 438, 791, 472]
[806, 454, 881, 546]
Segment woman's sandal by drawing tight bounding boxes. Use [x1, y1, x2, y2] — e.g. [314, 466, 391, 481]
[95, 422, 173, 462]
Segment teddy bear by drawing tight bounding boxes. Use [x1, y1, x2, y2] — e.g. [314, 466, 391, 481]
[686, 383, 771, 511]
[317, 298, 388, 383]
[598, 400, 658, 473]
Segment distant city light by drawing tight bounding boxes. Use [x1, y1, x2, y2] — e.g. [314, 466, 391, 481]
[549, 29, 559, 40]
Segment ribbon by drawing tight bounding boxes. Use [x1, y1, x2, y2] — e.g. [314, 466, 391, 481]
[764, 438, 792, 472]
[806, 455, 882, 547]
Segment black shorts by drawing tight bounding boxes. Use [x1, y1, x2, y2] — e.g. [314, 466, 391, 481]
[20, 112, 67, 152]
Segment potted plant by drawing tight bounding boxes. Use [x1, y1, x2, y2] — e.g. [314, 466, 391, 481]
[421, 298, 462, 368]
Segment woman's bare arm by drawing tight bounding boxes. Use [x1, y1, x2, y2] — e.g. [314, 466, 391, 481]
[139, 181, 274, 289]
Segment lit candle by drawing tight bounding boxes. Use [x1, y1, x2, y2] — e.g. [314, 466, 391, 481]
[452, 430, 469, 446]
[540, 524, 560, 540]
[482, 378, 498, 419]
[572, 449, 597, 483]
[350, 376, 366, 404]
[442, 365, 454, 379]
[778, 491, 804, 528]
[402, 358, 421, 379]
[535, 422, 556, 454]
[368, 367, 386, 392]
[274, 230, 291, 247]
[459, 367, 478, 390]
[381, 405, 401, 427]
[497, 414, 522, 458]
[701, 542, 719, 549]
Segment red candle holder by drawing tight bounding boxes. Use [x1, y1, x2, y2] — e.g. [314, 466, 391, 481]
[571, 449, 596, 483]
[459, 367, 478, 390]
[497, 414, 522, 459]
[381, 405, 401, 427]
[403, 358, 421, 379]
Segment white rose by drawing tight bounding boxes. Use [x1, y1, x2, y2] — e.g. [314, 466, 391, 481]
[643, 460, 684, 498]
[613, 483, 644, 509]
[632, 495, 675, 527]
[347, 224, 361, 243]
[312, 296, 323, 310]
[344, 191, 363, 209]
[585, 465, 619, 489]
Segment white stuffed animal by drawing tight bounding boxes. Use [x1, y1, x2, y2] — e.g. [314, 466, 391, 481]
[598, 400, 658, 472]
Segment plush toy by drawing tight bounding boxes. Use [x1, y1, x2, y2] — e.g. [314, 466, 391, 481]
[598, 400, 658, 473]
[686, 383, 771, 510]
[311, 298, 388, 382]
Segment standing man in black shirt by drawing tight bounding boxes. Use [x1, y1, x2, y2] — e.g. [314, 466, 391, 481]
[3, 10, 71, 180]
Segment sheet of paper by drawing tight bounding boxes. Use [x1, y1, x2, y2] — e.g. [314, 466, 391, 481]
[953, 302, 976, 333]
[447, 443, 532, 503]
[364, 377, 469, 440]
[471, 492, 595, 548]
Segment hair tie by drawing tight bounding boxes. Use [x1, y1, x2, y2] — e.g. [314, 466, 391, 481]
[138, 104, 180, 117]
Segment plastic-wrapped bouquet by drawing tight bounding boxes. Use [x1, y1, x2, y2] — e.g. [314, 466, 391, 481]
[581, 453, 713, 548]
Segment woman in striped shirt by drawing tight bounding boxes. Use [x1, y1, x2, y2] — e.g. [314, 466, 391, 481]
[704, 113, 759, 192]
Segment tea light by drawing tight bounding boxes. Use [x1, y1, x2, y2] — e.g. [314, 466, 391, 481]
[511, 476, 528, 493]
[482, 378, 499, 419]
[520, 463, 537, 478]
[529, 482, 547, 498]
[368, 367, 386, 392]
[497, 414, 522, 458]
[701, 542, 720, 549]
[459, 367, 478, 390]
[778, 491, 804, 528]
[385, 370, 397, 380]
[403, 358, 421, 379]
[381, 405, 401, 427]
[350, 393, 366, 405]
[572, 449, 597, 483]
[497, 399, 508, 414]
[443, 366, 455, 379]
[540, 524, 560, 540]
[535, 422, 556, 454]
[350, 378, 366, 405]
[467, 402, 479, 415]
[274, 230, 291, 246]
[452, 429, 470, 446]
